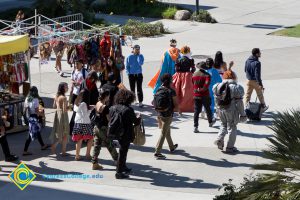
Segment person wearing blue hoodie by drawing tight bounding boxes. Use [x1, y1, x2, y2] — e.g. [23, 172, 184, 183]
[244, 48, 268, 112]
[126, 45, 144, 108]
[206, 58, 222, 117]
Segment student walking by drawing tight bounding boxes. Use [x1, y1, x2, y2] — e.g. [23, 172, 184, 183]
[91, 89, 118, 170]
[108, 89, 141, 179]
[213, 67, 247, 153]
[244, 48, 268, 112]
[0, 117, 18, 162]
[126, 45, 145, 107]
[101, 72, 119, 107]
[72, 89, 94, 161]
[192, 62, 216, 133]
[23, 86, 50, 156]
[50, 82, 70, 156]
[153, 73, 179, 159]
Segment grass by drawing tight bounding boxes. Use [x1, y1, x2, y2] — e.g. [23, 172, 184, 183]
[162, 7, 178, 19]
[271, 24, 300, 38]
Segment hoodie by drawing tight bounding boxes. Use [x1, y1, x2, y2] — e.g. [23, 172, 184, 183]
[245, 55, 263, 86]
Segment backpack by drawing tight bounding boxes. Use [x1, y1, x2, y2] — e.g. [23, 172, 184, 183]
[216, 82, 232, 108]
[107, 105, 127, 140]
[153, 87, 172, 112]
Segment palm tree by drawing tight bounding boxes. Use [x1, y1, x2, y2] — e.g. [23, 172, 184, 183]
[215, 110, 300, 200]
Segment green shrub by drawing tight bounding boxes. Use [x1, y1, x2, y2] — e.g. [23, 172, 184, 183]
[162, 7, 178, 19]
[110, 19, 167, 38]
[192, 10, 217, 23]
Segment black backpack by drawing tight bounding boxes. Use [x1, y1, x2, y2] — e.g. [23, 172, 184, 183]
[216, 82, 232, 108]
[153, 87, 172, 112]
[107, 105, 127, 140]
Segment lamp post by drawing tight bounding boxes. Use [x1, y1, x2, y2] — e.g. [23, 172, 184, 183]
[196, 0, 199, 15]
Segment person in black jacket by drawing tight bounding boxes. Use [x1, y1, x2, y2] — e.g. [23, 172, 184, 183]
[112, 89, 141, 179]
[244, 48, 268, 112]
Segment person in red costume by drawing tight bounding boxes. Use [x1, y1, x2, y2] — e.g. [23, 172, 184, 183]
[100, 32, 112, 59]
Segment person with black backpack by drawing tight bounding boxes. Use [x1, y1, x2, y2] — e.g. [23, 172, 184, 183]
[213, 66, 247, 153]
[153, 73, 179, 159]
[192, 62, 216, 133]
[107, 89, 141, 179]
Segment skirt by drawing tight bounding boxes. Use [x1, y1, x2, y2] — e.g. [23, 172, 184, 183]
[50, 110, 69, 143]
[72, 123, 94, 142]
[172, 72, 194, 112]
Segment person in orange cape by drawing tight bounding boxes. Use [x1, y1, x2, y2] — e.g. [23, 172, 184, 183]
[172, 46, 195, 114]
[148, 39, 180, 94]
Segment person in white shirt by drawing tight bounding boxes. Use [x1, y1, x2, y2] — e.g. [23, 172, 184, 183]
[23, 86, 49, 156]
[72, 89, 94, 161]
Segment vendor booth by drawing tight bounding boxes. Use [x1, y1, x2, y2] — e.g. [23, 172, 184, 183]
[0, 34, 30, 134]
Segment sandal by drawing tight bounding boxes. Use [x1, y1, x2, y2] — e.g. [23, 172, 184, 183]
[61, 153, 70, 157]
[75, 156, 82, 161]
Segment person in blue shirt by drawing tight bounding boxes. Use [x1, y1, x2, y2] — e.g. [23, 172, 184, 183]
[206, 58, 222, 116]
[126, 45, 145, 107]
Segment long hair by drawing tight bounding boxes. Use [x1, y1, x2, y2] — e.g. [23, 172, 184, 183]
[56, 82, 67, 97]
[27, 86, 39, 102]
[114, 89, 136, 106]
[214, 51, 224, 69]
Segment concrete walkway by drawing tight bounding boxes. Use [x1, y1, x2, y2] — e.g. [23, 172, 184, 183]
[1, 0, 300, 199]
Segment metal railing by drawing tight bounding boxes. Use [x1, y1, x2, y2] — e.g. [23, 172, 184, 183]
[41, 13, 84, 31]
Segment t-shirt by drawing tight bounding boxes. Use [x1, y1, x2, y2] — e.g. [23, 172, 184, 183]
[158, 87, 176, 117]
[71, 70, 84, 95]
[25, 98, 39, 115]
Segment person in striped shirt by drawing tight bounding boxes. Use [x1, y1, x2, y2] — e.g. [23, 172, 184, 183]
[192, 62, 216, 133]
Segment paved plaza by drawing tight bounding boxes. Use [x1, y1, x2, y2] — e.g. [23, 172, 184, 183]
[0, 0, 300, 199]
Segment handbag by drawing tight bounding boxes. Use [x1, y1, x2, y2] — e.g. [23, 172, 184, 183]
[133, 118, 146, 146]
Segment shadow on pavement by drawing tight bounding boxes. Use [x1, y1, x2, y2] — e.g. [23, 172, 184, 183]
[127, 162, 219, 189]
[238, 131, 273, 139]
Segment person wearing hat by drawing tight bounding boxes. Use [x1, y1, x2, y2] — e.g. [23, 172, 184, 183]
[192, 61, 216, 133]
[148, 39, 180, 94]
[126, 44, 145, 107]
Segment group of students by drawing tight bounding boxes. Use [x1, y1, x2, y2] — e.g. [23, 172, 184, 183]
[0, 38, 269, 178]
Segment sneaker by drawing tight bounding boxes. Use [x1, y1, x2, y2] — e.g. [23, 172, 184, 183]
[154, 153, 166, 159]
[214, 140, 224, 151]
[138, 102, 143, 108]
[115, 172, 129, 179]
[225, 147, 239, 154]
[170, 144, 178, 153]
[194, 127, 200, 133]
[92, 163, 104, 170]
[5, 155, 19, 162]
[261, 105, 269, 113]
[209, 118, 217, 127]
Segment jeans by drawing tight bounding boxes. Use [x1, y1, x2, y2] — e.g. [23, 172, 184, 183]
[194, 96, 213, 128]
[92, 126, 118, 164]
[245, 80, 265, 105]
[155, 116, 175, 154]
[0, 135, 11, 158]
[128, 74, 143, 103]
[116, 140, 130, 173]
